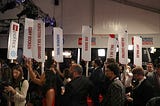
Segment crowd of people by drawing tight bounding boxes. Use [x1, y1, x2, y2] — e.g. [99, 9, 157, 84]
[0, 57, 160, 106]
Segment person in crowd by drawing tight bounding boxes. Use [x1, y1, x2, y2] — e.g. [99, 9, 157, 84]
[102, 58, 117, 99]
[145, 62, 154, 76]
[26, 59, 56, 106]
[102, 62, 125, 106]
[62, 68, 71, 85]
[62, 64, 96, 106]
[0, 66, 12, 106]
[121, 65, 133, 93]
[4, 64, 29, 106]
[49, 61, 64, 106]
[88, 60, 95, 77]
[26, 70, 43, 106]
[121, 65, 133, 106]
[146, 96, 160, 106]
[89, 58, 105, 106]
[131, 66, 154, 106]
[147, 63, 160, 97]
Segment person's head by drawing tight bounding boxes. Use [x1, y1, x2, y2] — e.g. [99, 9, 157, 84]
[69, 64, 83, 79]
[93, 58, 102, 68]
[1, 66, 12, 82]
[132, 66, 144, 81]
[127, 65, 131, 72]
[63, 68, 70, 78]
[105, 63, 120, 80]
[146, 62, 154, 72]
[105, 58, 116, 64]
[104, 58, 116, 69]
[12, 64, 23, 81]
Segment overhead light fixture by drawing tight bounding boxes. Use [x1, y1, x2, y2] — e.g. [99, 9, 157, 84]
[43, 15, 56, 27]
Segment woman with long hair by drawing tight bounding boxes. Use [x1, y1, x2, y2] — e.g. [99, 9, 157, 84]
[26, 59, 56, 106]
[5, 64, 29, 106]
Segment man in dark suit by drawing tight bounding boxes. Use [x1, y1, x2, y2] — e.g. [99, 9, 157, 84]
[89, 58, 105, 106]
[102, 63, 125, 106]
[62, 64, 96, 106]
[132, 66, 154, 106]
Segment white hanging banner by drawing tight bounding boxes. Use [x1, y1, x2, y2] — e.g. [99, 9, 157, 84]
[107, 34, 117, 59]
[82, 25, 92, 61]
[23, 18, 34, 58]
[133, 36, 142, 66]
[118, 30, 128, 64]
[53, 27, 63, 62]
[32, 20, 45, 62]
[7, 21, 19, 60]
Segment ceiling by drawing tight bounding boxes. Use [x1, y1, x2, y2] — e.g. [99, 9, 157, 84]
[0, 0, 160, 34]
[111, 0, 160, 14]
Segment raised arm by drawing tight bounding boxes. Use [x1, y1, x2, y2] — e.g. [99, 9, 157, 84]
[25, 59, 45, 86]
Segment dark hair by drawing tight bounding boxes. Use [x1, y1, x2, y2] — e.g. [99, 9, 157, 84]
[94, 58, 102, 67]
[106, 63, 120, 77]
[132, 66, 144, 76]
[12, 64, 23, 81]
[1, 66, 12, 82]
[12, 64, 24, 90]
[105, 58, 116, 64]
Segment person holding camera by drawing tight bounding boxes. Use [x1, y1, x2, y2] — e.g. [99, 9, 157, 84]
[4, 64, 29, 106]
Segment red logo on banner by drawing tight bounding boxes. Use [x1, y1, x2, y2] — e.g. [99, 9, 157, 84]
[109, 34, 115, 38]
[78, 37, 96, 45]
[28, 27, 32, 49]
[78, 38, 82, 45]
[13, 24, 18, 31]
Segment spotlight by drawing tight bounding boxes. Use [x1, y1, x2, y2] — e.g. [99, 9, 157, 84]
[50, 17, 56, 27]
[43, 16, 56, 27]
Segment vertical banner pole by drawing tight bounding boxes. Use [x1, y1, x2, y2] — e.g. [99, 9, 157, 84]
[77, 48, 80, 64]
[86, 61, 89, 77]
[42, 62, 44, 75]
[11, 59, 13, 63]
[57, 62, 60, 71]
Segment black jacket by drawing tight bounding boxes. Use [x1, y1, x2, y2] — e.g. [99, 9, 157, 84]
[132, 79, 154, 106]
[62, 76, 95, 106]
